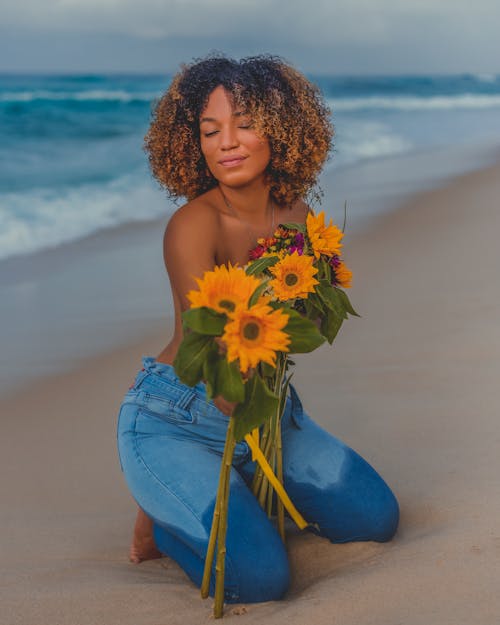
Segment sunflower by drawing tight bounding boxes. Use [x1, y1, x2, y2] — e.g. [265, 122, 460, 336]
[222, 300, 291, 373]
[187, 262, 260, 315]
[306, 210, 344, 259]
[268, 251, 319, 301]
[333, 261, 353, 288]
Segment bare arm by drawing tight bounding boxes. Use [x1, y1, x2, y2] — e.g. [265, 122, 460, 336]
[163, 202, 217, 312]
[163, 202, 236, 416]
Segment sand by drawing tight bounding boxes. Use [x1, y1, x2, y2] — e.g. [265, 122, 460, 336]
[1, 159, 500, 624]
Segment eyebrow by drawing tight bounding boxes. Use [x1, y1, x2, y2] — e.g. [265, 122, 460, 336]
[200, 111, 248, 124]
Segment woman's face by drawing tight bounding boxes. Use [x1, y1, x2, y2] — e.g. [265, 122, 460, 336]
[199, 85, 271, 188]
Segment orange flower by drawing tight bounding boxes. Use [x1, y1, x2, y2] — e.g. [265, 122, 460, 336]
[222, 301, 290, 374]
[187, 262, 260, 314]
[268, 251, 319, 301]
[334, 261, 353, 288]
[306, 210, 344, 259]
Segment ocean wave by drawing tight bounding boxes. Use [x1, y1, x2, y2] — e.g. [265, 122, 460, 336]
[0, 175, 175, 262]
[3, 88, 500, 113]
[471, 73, 498, 83]
[328, 93, 500, 112]
[0, 89, 158, 103]
[336, 122, 412, 163]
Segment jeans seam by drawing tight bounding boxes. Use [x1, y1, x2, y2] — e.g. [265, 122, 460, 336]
[116, 407, 125, 472]
[130, 419, 206, 535]
[136, 405, 194, 427]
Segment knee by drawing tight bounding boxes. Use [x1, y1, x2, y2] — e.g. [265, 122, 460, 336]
[152, 521, 290, 604]
[320, 483, 400, 545]
[367, 483, 400, 542]
[310, 447, 400, 544]
[344, 468, 400, 543]
[225, 536, 290, 604]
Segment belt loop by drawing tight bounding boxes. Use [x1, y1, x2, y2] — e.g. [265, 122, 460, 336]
[176, 387, 197, 411]
[130, 367, 149, 390]
[141, 355, 155, 371]
[289, 382, 305, 428]
[129, 355, 155, 390]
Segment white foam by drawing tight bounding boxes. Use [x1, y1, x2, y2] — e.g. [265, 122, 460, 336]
[3, 89, 500, 113]
[0, 174, 176, 261]
[473, 73, 498, 83]
[333, 121, 412, 166]
[328, 93, 500, 112]
[0, 89, 159, 103]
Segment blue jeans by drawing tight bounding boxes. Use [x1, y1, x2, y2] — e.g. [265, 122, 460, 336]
[117, 356, 399, 603]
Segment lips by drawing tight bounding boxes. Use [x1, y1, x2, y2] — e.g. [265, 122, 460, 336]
[218, 156, 247, 166]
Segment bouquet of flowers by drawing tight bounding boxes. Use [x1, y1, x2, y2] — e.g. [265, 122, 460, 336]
[173, 209, 358, 618]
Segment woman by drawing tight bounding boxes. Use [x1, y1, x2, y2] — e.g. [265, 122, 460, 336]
[117, 54, 399, 604]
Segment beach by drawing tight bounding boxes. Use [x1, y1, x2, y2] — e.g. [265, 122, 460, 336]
[2, 156, 500, 624]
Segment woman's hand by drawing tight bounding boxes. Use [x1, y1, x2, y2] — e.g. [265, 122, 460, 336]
[212, 394, 238, 417]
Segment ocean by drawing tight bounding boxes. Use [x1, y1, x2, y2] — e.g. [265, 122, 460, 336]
[2, 72, 500, 263]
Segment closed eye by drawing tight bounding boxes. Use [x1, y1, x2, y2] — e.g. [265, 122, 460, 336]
[203, 124, 253, 137]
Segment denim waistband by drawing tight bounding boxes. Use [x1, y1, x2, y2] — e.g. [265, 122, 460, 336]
[135, 355, 200, 387]
[133, 355, 306, 428]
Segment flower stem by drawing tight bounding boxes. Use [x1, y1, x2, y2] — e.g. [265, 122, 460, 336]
[201, 415, 236, 619]
[251, 421, 269, 494]
[266, 449, 276, 517]
[214, 421, 236, 618]
[276, 417, 285, 543]
[251, 354, 290, 543]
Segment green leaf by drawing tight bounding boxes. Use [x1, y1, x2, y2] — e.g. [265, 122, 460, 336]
[182, 307, 227, 335]
[233, 373, 279, 441]
[278, 372, 294, 420]
[283, 308, 325, 353]
[336, 288, 361, 317]
[316, 280, 347, 319]
[259, 360, 276, 378]
[248, 279, 270, 307]
[321, 308, 344, 344]
[215, 358, 245, 403]
[306, 292, 325, 317]
[245, 255, 279, 276]
[202, 343, 220, 400]
[173, 331, 213, 387]
[280, 222, 307, 233]
[317, 257, 331, 282]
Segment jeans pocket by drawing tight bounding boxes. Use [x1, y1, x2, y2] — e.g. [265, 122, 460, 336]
[139, 391, 196, 424]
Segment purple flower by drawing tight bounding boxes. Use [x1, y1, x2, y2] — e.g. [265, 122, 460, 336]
[294, 232, 305, 248]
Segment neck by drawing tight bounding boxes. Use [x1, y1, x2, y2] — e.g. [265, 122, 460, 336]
[218, 180, 273, 223]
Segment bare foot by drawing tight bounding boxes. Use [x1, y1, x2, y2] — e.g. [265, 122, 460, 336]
[129, 507, 163, 564]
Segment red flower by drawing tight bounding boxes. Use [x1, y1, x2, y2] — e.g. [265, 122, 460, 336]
[249, 244, 266, 260]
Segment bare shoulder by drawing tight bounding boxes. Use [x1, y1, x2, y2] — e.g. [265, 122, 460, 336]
[162, 191, 222, 309]
[165, 193, 219, 237]
[164, 191, 220, 250]
[284, 197, 311, 224]
[297, 198, 312, 214]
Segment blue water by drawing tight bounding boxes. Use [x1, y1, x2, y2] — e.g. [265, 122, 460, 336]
[1, 72, 500, 261]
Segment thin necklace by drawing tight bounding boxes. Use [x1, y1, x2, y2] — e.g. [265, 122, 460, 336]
[218, 186, 275, 241]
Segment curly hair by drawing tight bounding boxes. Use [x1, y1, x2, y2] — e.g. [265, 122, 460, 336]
[143, 52, 334, 208]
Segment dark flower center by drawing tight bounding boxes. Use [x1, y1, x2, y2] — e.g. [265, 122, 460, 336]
[243, 321, 260, 340]
[285, 273, 299, 286]
[218, 299, 236, 312]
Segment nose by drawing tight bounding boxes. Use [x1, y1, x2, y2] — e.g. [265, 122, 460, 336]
[219, 124, 239, 150]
